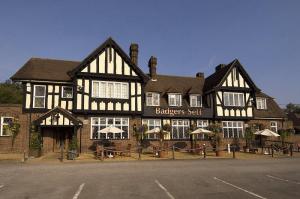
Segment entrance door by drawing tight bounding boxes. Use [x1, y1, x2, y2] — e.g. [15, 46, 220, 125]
[53, 128, 73, 152]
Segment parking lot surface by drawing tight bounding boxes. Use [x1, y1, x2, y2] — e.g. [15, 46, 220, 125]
[0, 158, 300, 199]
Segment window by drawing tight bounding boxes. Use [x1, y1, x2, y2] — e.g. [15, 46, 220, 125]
[190, 95, 202, 107]
[168, 94, 182, 107]
[146, 92, 160, 106]
[256, 97, 267, 110]
[196, 120, 209, 139]
[92, 81, 128, 99]
[91, 117, 129, 139]
[33, 85, 46, 108]
[270, 121, 277, 132]
[222, 121, 244, 138]
[62, 86, 73, 98]
[0, 117, 13, 136]
[142, 119, 161, 139]
[171, 119, 190, 139]
[223, 92, 245, 107]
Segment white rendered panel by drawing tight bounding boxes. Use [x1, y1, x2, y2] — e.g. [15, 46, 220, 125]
[90, 59, 97, 73]
[54, 95, 59, 107]
[137, 96, 141, 111]
[99, 51, 105, 73]
[26, 94, 31, 108]
[123, 103, 129, 111]
[116, 53, 122, 75]
[47, 95, 52, 109]
[107, 48, 114, 74]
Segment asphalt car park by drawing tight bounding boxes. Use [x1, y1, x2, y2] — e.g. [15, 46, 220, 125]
[0, 158, 300, 199]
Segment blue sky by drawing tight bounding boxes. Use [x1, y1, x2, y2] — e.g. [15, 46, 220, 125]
[0, 0, 299, 106]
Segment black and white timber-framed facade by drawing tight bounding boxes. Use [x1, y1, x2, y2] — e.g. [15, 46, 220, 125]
[4, 37, 289, 153]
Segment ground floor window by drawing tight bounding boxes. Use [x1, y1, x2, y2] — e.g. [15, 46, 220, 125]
[196, 120, 209, 139]
[142, 119, 161, 139]
[270, 121, 277, 132]
[0, 117, 13, 136]
[222, 121, 244, 138]
[91, 117, 129, 139]
[171, 119, 190, 139]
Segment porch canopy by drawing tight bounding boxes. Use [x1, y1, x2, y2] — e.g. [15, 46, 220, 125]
[33, 107, 82, 127]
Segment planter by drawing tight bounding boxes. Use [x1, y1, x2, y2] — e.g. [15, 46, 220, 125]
[29, 148, 41, 158]
[215, 150, 224, 157]
[243, 146, 250, 153]
[158, 150, 167, 158]
[67, 150, 77, 160]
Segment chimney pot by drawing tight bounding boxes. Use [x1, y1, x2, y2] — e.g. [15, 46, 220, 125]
[130, 43, 138, 65]
[196, 72, 204, 78]
[148, 56, 157, 80]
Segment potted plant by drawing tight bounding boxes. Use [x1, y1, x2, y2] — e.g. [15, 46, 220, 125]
[158, 123, 171, 158]
[29, 126, 42, 157]
[278, 129, 291, 154]
[67, 134, 78, 160]
[244, 127, 254, 152]
[208, 123, 223, 156]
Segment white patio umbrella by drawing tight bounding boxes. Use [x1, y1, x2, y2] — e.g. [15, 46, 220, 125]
[98, 125, 124, 134]
[144, 127, 161, 134]
[190, 128, 213, 135]
[254, 129, 280, 137]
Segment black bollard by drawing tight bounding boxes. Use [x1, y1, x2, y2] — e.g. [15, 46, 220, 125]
[138, 146, 141, 160]
[203, 144, 206, 159]
[290, 144, 293, 157]
[60, 143, 64, 162]
[233, 145, 236, 159]
[271, 145, 274, 158]
[172, 145, 175, 160]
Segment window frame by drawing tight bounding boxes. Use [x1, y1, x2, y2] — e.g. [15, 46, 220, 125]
[61, 86, 73, 99]
[146, 92, 160, 106]
[92, 81, 129, 99]
[33, 85, 46, 108]
[222, 121, 244, 138]
[196, 120, 209, 139]
[168, 93, 182, 107]
[90, 117, 129, 140]
[223, 92, 245, 107]
[190, 94, 202, 107]
[142, 119, 161, 139]
[256, 97, 267, 110]
[0, 117, 13, 136]
[171, 119, 190, 139]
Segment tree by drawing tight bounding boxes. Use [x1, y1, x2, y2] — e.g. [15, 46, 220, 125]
[286, 103, 300, 113]
[208, 123, 223, 156]
[0, 80, 22, 104]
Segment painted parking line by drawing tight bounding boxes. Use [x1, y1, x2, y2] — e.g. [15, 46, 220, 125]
[266, 175, 300, 185]
[213, 177, 267, 199]
[0, 185, 4, 189]
[155, 179, 175, 199]
[72, 183, 85, 199]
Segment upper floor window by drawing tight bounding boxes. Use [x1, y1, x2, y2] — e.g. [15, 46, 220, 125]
[33, 85, 46, 108]
[92, 81, 128, 99]
[168, 93, 182, 107]
[146, 92, 160, 106]
[62, 86, 73, 98]
[224, 92, 245, 107]
[270, 121, 277, 132]
[0, 117, 13, 136]
[190, 95, 202, 107]
[256, 97, 267, 110]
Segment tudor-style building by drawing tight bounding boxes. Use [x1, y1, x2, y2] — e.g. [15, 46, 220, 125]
[0, 37, 290, 154]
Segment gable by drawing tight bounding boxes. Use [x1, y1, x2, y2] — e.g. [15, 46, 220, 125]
[219, 60, 259, 91]
[69, 37, 148, 82]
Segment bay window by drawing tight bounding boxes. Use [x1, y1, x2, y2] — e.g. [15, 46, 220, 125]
[92, 81, 128, 99]
[91, 117, 129, 139]
[171, 119, 189, 139]
[224, 92, 245, 107]
[222, 121, 244, 138]
[142, 119, 161, 139]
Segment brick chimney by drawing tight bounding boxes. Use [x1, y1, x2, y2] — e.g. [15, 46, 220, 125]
[130, 43, 138, 66]
[148, 56, 157, 80]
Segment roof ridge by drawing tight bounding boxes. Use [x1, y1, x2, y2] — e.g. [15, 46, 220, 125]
[29, 57, 80, 63]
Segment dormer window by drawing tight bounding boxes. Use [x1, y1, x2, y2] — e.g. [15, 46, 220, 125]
[146, 92, 160, 106]
[190, 95, 202, 107]
[168, 93, 182, 107]
[256, 97, 267, 109]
